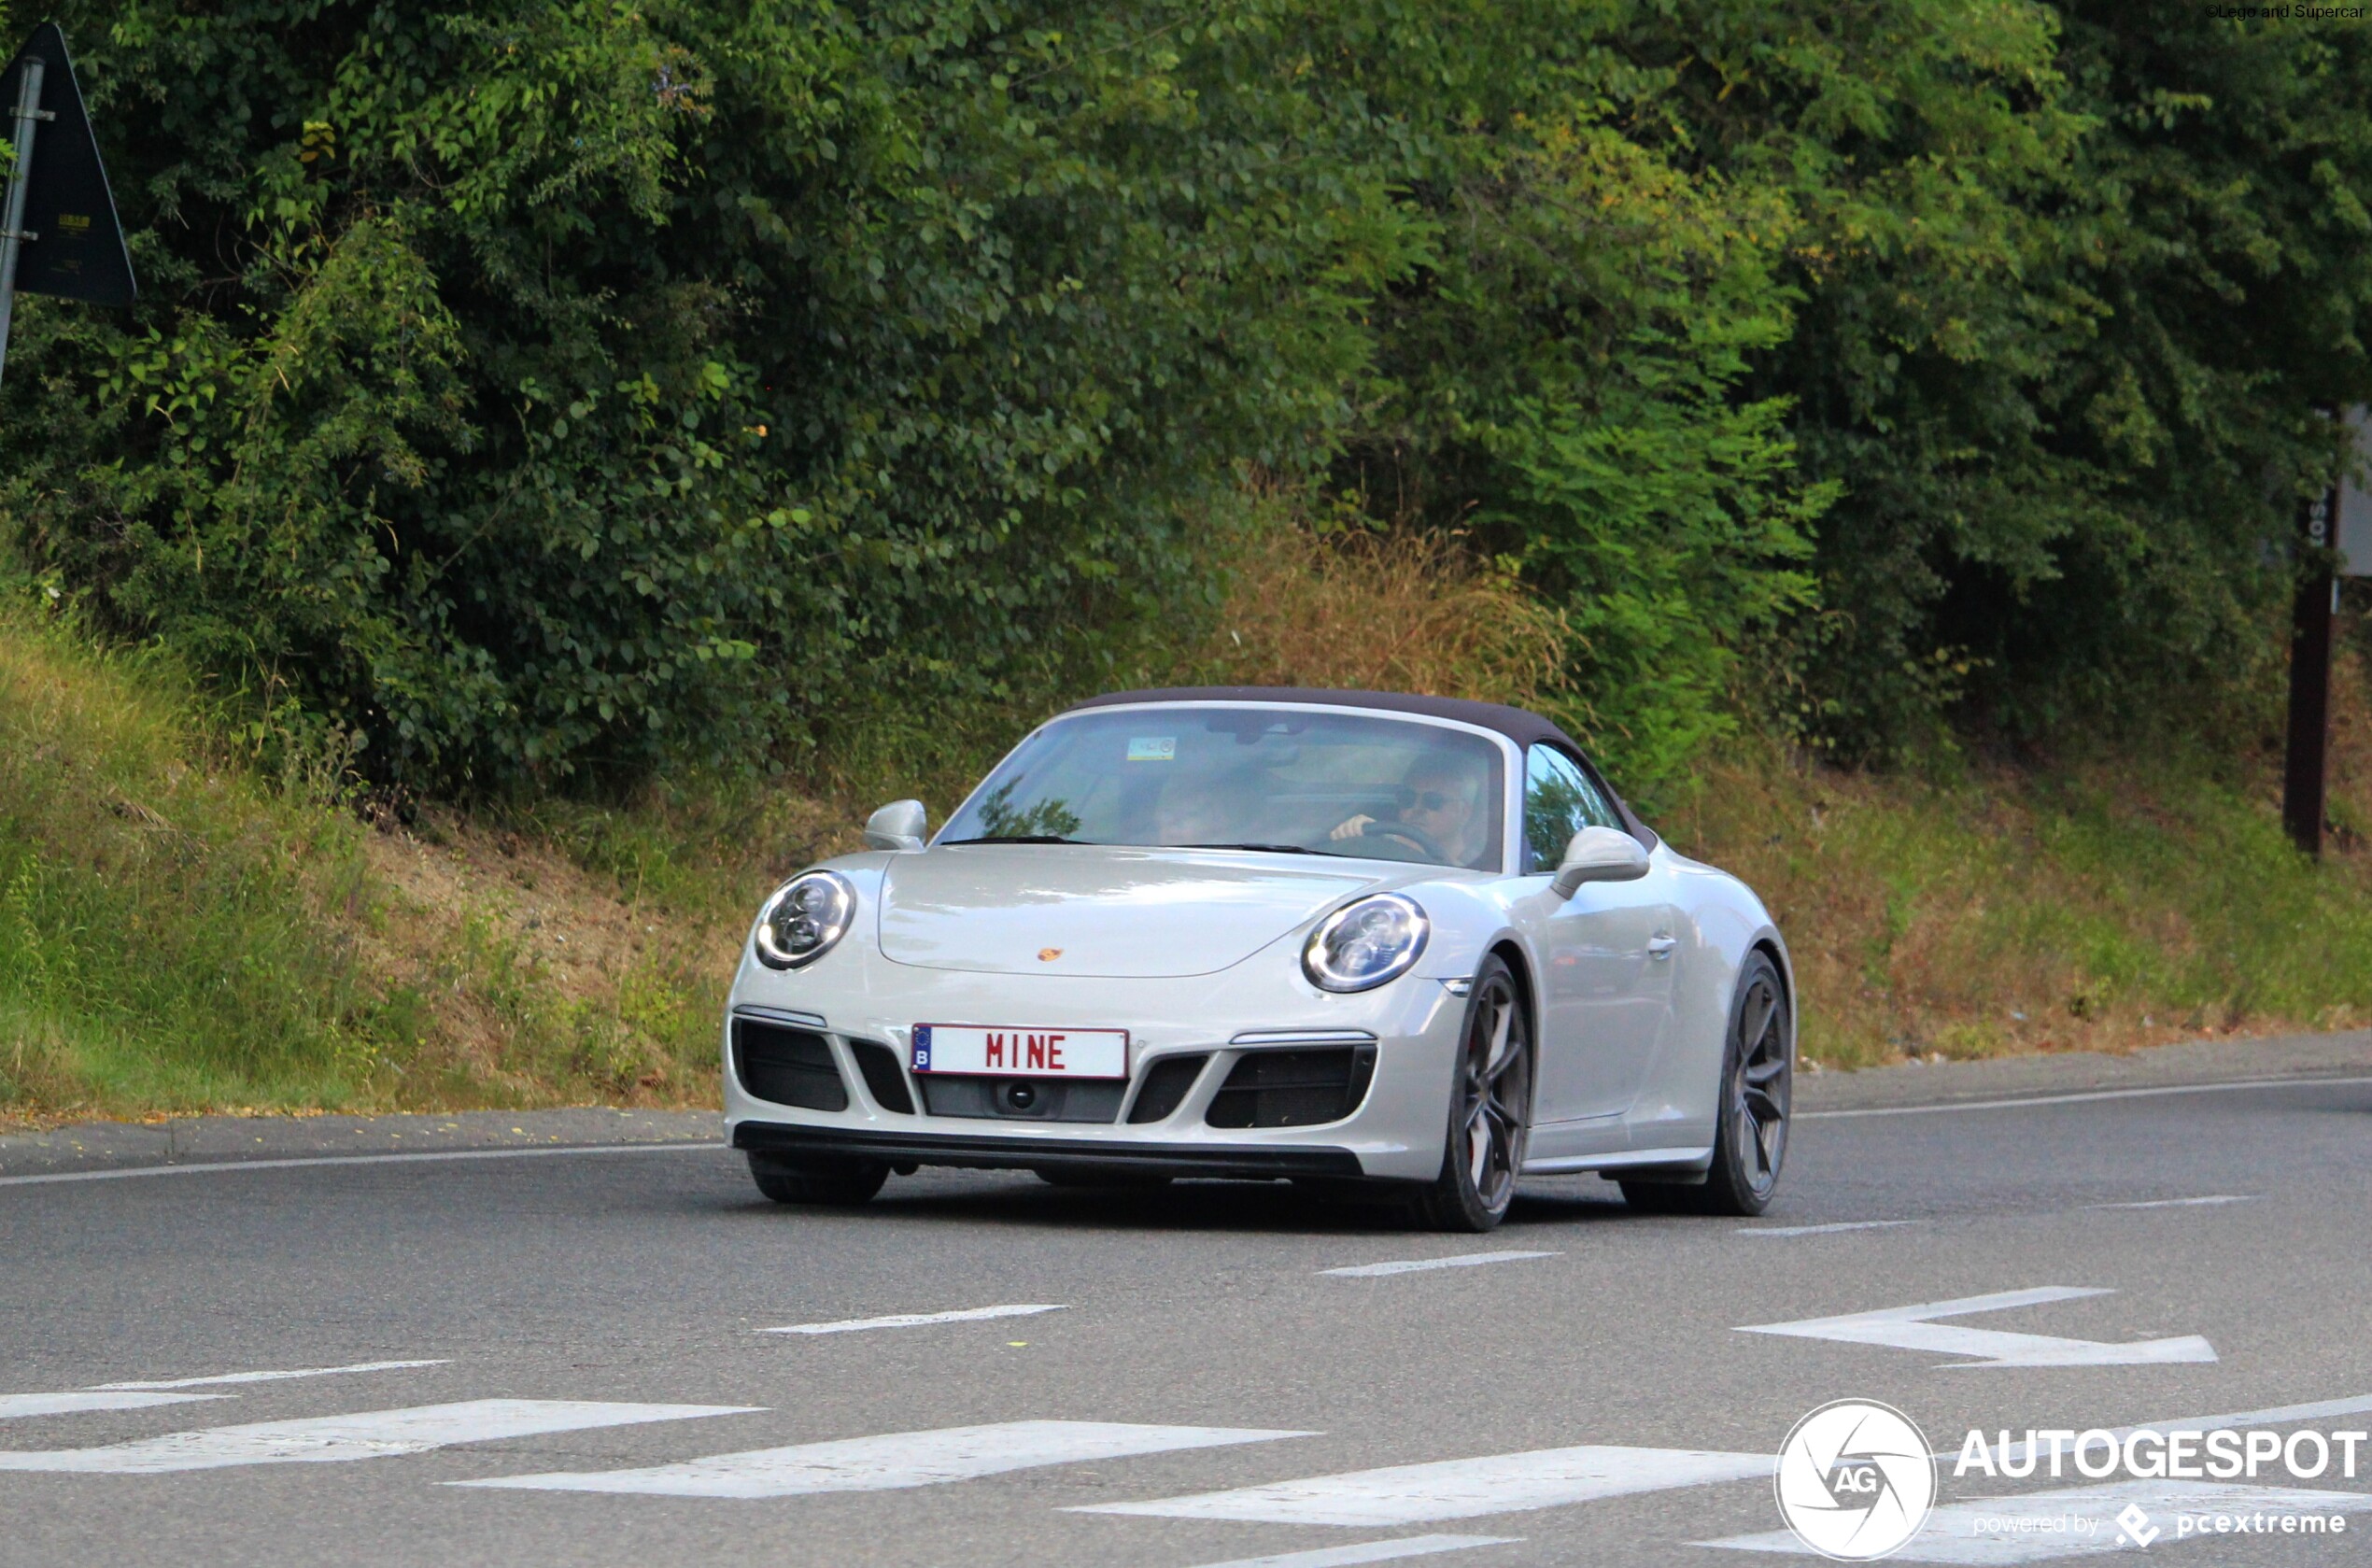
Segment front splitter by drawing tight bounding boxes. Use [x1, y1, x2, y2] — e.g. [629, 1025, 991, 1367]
[731, 1120, 1365, 1179]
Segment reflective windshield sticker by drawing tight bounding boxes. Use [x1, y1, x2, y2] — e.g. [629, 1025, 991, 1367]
[1125, 736, 1177, 762]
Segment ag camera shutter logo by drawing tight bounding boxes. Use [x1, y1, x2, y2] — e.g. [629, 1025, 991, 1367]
[1775, 1399, 1938, 1560]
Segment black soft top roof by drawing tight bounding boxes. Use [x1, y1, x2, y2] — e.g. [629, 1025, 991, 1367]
[1063, 685, 1655, 845]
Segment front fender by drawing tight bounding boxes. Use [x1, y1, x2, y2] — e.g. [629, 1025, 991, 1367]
[1627, 849, 1792, 1151]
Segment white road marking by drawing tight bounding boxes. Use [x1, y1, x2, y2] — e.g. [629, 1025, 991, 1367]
[0, 1391, 228, 1421]
[2084, 1194, 2254, 1210]
[1178, 1535, 1520, 1568]
[93, 1359, 449, 1390]
[1320, 1251, 1559, 1278]
[1075, 1445, 1770, 1526]
[1736, 1222, 1913, 1237]
[1737, 1287, 2217, 1369]
[454, 1420, 1307, 1498]
[1798, 1074, 2372, 1120]
[0, 1399, 755, 1474]
[760, 1305, 1066, 1335]
[1698, 1480, 2372, 1562]
[2138, 1391, 2372, 1430]
[0, 1142, 711, 1189]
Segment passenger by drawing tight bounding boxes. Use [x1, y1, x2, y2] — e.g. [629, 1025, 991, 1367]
[1332, 751, 1490, 867]
[1152, 768, 1259, 848]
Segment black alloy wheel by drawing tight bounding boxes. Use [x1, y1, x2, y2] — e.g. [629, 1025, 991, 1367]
[748, 1151, 890, 1206]
[1621, 952, 1791, 1216]
[1411, 954, 1534, 1232]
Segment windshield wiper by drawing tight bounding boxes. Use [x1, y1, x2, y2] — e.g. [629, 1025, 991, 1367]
[942, 835, 1087, 845]
[1177, 841, 1333, 856]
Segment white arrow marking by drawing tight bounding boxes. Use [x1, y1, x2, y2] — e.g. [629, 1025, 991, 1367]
[93, 1359, 449, 1390]
[1179, 1536, 1520, 1568]
[454, 1420, 1308, 1498]
[760, 1304, 1066, 1335]
[0, 1391, 228, 1421]
[0, 1399, 755, 1474]
[1074, 1445, 1770, 1526]
[1320, 1251, 1559, 1278]
[1737, 1287, 2216, 1368]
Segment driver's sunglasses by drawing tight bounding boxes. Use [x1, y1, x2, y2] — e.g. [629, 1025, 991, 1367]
[1396, 786, 1457, 812]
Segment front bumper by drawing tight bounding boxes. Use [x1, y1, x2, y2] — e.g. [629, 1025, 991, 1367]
[722, 947, 1467, 1181]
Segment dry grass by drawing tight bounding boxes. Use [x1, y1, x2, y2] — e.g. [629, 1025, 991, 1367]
[1195, 525, 1574, 708]
[10, 524, 2372, 1123]
[1666, 651, 2372, 1070]
[0, 611, 854, 1123]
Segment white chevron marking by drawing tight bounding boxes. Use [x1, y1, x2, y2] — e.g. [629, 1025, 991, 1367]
[0, 1399, 755, 1474]
[455, 1420, 1309, 1498]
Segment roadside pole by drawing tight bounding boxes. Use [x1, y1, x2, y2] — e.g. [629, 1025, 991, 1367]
[2286, 405, 2372, 857]
[2281, 484, 2337, 856]
[0, 53, 45, 387]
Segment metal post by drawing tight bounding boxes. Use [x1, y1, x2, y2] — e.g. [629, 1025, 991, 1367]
[2281, 485, 2339, 856]
[0, 55, 47, 387]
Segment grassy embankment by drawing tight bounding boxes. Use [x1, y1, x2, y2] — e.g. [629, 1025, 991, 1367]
[6, 527, 2371, 1123]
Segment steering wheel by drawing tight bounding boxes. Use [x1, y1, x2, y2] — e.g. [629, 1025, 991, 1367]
[1362, 818, 1447, 862]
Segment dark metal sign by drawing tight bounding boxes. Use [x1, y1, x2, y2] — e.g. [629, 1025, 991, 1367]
[2, 20, 134, 305]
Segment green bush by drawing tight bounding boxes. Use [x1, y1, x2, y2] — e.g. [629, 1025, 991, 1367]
[1, 0, 2367, 798]
[2, 0, 1398, 789]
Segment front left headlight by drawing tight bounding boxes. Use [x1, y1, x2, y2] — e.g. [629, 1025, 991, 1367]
[1304, 893, 1429, 993]
[753, 870, 857, 969]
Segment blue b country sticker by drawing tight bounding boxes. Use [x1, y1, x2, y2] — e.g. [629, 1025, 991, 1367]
[1125, 736, 1177, 761]
[911, 1024, 932, 1071]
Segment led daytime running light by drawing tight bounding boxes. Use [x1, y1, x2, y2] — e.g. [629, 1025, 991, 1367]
[754, 870, 857, 969]
[1303, 893, 1429, 993]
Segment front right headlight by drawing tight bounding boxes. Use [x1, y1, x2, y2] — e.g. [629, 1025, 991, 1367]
[1303, 893, 1429, 993]
[753, 870, 857, 969]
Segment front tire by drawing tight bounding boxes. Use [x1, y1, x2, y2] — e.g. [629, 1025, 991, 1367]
[748, 1151, 889, 1207]
[1619, 951, 1791, 1216]
[1410, 955, 1534, 1233]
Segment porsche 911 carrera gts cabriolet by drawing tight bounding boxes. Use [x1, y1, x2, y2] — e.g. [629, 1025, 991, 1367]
[724, 687, 1795, 1231]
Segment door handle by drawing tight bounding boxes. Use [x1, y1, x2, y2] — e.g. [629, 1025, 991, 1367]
[1646, 934, 1677, 960]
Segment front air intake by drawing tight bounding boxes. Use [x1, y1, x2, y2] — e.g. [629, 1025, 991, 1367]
[1126, 1053, 1210, 1124]
[849, 1039, 916, 1114]
[732, 1019, 849, 1111]
[1205, 1045, 1377, 1129]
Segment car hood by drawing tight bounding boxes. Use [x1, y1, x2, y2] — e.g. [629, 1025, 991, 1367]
[876, 844, 1391, 978]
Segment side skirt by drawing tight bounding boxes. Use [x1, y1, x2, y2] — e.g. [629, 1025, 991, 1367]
[1519, 1144, 1714, 1178]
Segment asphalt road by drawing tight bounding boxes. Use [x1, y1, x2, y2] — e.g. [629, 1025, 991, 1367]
[4, 1073, 2369, 1568]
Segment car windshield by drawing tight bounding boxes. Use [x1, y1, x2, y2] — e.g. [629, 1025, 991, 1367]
[939, 706, 1505, 870]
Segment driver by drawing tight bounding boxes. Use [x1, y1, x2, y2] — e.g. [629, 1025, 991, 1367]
[1331, 750, 1490, 866]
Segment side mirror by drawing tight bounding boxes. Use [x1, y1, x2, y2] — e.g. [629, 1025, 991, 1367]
[864, 798, 927, 853]
[1550, 826, 1650, 897]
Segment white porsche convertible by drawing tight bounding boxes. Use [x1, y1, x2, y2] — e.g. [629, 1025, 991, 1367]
[725, 688, 1795, 1230]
